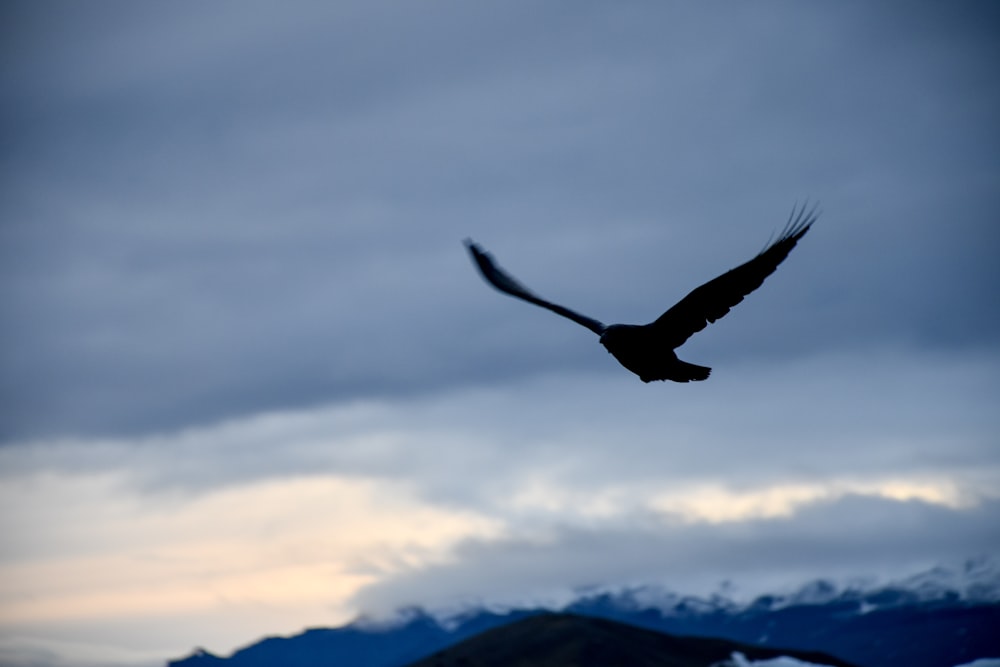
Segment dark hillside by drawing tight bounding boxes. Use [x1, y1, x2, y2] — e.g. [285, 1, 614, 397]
[406, 612, 858, 667]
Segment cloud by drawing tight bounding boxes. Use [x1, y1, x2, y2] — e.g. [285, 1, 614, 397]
[350, 494, 1000, 616]
[2, 348, 996, 645]
[2, 2, 999, 442]
[3, 346, 996, 500]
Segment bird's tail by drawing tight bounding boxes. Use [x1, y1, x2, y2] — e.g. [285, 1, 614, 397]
[674, 360, 711, 382]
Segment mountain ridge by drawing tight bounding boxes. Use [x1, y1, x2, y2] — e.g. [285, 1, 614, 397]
[168, 559, 1000, 667]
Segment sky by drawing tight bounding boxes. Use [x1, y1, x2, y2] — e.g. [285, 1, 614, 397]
[1, 1, 999, 666]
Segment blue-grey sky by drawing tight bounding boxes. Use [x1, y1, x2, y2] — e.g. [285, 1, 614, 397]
[1, 2, 999, 666]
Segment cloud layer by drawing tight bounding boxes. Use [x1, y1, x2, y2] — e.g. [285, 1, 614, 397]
[2, 349, 997, 661]
[3, 2, 999, 442]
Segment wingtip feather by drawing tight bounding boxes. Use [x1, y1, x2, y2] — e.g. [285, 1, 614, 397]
[759, 201, 819, 254]
[782, 200, 820, 240]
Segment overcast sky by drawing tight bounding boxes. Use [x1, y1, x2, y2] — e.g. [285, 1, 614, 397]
[2, 2, 999, 666]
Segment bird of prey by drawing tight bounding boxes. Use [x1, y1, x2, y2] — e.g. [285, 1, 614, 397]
[465, 204, 817, 383]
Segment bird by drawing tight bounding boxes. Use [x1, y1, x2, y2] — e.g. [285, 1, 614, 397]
[464, 203, 817, 383]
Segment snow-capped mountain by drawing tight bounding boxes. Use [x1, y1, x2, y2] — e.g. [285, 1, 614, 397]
[559, 555, 1000, 618]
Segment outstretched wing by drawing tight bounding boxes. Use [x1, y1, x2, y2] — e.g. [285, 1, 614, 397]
[649, 203, 818, 349]
[465, 240, 607, 335]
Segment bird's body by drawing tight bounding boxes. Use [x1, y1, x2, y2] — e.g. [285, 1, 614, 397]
[598, 324, 711, 383]
[465, 204, 817, 383]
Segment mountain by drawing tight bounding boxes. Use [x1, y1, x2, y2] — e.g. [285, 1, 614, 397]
[167, 608, 538, 667]
[563, 586, 999, 667]
[561, 556, 1000, 667]
[406, 612, 858, 667]
[168, 560, 1000, 667]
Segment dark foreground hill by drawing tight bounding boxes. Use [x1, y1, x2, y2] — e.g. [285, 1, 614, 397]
[406, 612, 857, 667]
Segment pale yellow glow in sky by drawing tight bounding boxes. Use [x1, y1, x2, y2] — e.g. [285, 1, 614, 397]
[650, 477, 969, 524]
[497, 470, 973, 526]
[0, 473, 502, 630]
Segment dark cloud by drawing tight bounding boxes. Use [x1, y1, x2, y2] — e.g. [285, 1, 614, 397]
[3, 349, 994, 515]
[2, 2, 999, 441]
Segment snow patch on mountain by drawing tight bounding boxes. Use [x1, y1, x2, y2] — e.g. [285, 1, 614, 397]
[715, 652, 838, 667]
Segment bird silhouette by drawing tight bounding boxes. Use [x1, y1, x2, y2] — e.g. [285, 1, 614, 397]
[465, 203, 817, 382]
